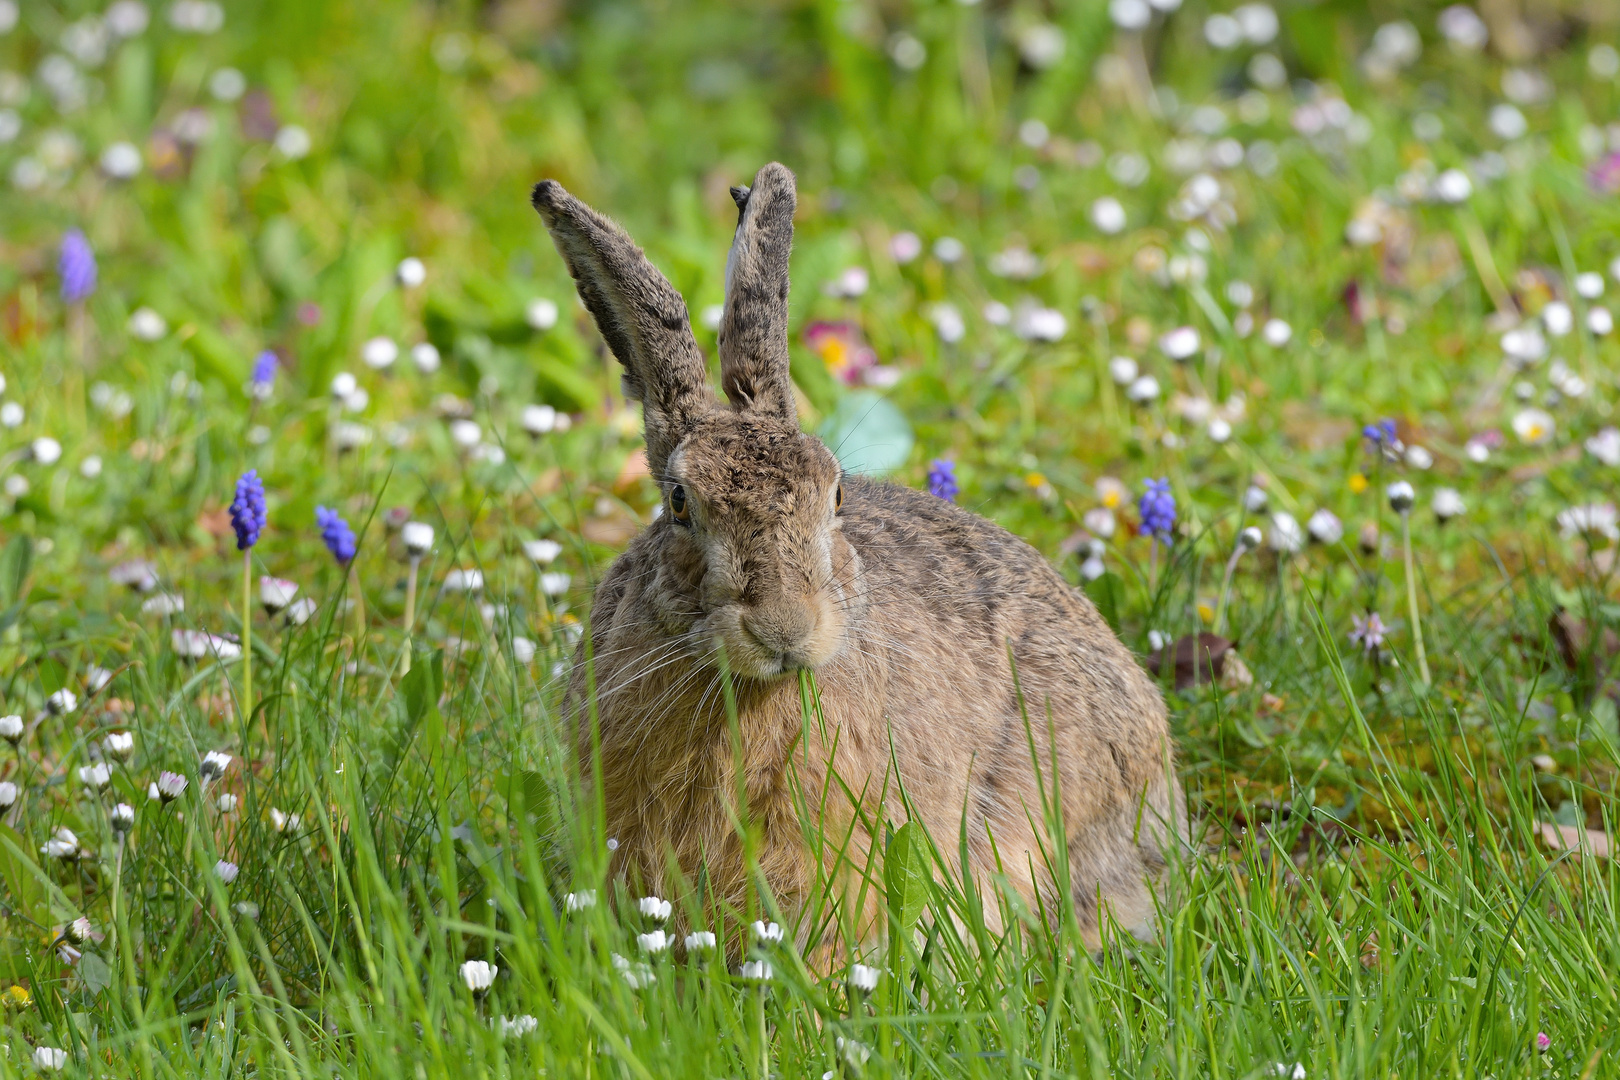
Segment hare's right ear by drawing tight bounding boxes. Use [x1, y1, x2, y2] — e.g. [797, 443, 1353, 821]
[532, 180, 714, 473]
[718, 162, 798, 423]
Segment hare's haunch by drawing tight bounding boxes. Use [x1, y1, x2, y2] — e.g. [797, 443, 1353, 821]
[532, 163, 1185, 950]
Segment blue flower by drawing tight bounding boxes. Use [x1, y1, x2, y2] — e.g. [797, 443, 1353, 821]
[927, 459, 959, 502]
[1138, 478, 1177, 541]
[59, 230, 97, 304]
[251, 351, 277, 392]
[1362, 419, 1398, 446]
[316, 506, 356, 565]
[229, 471, 267, 551]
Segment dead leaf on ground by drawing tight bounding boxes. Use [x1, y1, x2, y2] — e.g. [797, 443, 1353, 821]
[1147, 633, 1236, 691]
[581, 513, 639, 547]
[1548, 610, 1620, 672]
[613, 449, 649, 494]
[196, 506, 232, 540]
[1537, 822, 1612, 860]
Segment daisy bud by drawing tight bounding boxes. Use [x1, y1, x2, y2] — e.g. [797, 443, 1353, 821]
[738, 959, 773, 982]
[637, 895, 672, 922]
[521, 404, 557, 436]
[460, 959, 497, 993]
[402, 521, 435, 556]
[110, 802, 135, 832]
[395, 256, 426, 288]
[1306, 509, 1343, 545]
[1433, 487, 1466, 523]
[1237, 525, 1263, 551]
[522, 538, 563, 566]
[0, 714, 23, 744]
[259, 576, 298, 613]
[1386, 481, 1415, 513]
[78, 763, 111, 790]
[156, 770, 187, 802]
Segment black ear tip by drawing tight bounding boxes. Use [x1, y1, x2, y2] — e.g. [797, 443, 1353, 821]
[531, 180, 562, 212]
[729, 185, 751, 211]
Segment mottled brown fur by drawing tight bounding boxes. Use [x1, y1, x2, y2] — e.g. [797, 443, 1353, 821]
[532, 163, 1185, 954]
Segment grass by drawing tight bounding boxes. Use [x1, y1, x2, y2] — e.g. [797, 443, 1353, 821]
[1, 0, 1619, 1075]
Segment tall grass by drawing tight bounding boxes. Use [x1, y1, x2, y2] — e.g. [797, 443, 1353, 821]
[2, 527, 1615, 1077]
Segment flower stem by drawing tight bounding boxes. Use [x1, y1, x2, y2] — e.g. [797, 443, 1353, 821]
[401, 557, 419, 676]
[1213, 547, 1242, 636]
[241, 550, 253, 723]
[1400, 512, 1431, 686]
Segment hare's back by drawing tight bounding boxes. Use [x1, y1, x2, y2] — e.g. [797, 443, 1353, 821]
[842, 476, 1103, 632]
[840, 477, 1163, 736]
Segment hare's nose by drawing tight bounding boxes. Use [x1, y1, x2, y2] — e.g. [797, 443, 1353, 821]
[741, 602, 817, 659]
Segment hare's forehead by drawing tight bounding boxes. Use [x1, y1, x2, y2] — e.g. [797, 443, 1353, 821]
[667, 426, 840, 505]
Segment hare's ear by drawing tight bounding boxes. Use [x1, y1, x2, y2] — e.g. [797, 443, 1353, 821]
[718, 162, 797, 423]
[531, 180, 714, 472]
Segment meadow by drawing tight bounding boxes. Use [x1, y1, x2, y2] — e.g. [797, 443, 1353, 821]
[1, 0, 1618, 1075]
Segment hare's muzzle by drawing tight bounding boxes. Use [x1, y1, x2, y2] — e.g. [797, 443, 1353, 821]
[733, 596, 831, 677]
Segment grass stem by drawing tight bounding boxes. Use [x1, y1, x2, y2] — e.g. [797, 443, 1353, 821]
[1400, 511, 1430, 686]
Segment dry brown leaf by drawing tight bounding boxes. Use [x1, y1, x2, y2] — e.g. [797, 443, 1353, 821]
[1537, 822, 1612, 860]
[613, 449, 650, 494]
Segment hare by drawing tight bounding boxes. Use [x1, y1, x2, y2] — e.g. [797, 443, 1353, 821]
[532, 162, 1185, 952]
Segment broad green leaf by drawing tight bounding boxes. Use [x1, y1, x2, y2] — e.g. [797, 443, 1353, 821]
[78, 951, 112, 995]
[818, 390, 913, 477]
[885, 821, 930, 933]
[0, 534, 32, 607]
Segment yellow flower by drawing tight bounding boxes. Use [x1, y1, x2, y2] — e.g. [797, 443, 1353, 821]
[1096, 476, 1127, 508]
[819, 336, 849, 374]
[1348, 473, 1368, 494]
[1, 984, 31, 1009]
[1025, 471, 1048, 490]
[1197, 601, 1215, 624]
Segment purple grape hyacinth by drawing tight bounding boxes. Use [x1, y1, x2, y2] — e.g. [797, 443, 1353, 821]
[316, 506, 356, 565]
[251, 350, 277, 394]
[59, 230, 97, 304]
[229, 471, 267, 550]
[927, 459, 959, 502]
[1138, 479, 1177, 541]
[1362, 418, 1397, 446]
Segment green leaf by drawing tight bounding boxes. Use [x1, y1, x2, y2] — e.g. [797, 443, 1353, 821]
[0, 534, 32, 608]
[0, 825, 52, 928]
[1084, 571, 1125, 634]
[817, 390, 913, 476]
[401, 644, 442, 729]
[500, 770, 558, 832]
[884, 821, 930, 933]
[533, 357, 601, 413]
[182, 324, 247, 395]
[78, 951, 112, 995]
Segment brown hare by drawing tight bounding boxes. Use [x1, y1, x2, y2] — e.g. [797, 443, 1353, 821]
[531, 162, 1185, 953]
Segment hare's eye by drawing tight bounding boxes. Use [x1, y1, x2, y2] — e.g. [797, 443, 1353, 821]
[834, 484, 843, 513]
[670, 485, 690, 524]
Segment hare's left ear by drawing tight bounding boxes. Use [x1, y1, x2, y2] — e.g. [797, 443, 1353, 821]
[718, 162, 797, 423]
[531, 179, 715, 475]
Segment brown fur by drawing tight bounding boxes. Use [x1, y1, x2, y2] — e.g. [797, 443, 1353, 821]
[533, 164, 1185, 954]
